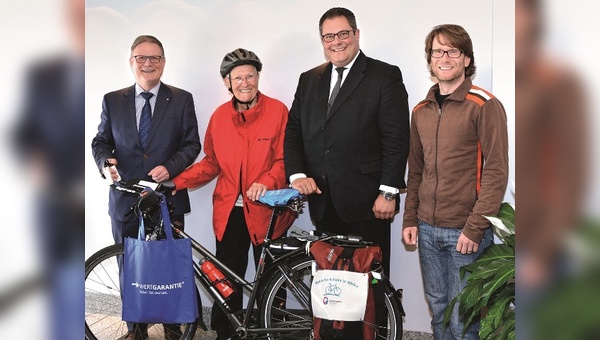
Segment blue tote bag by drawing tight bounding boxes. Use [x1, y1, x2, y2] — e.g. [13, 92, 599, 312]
[122, 191, 199, 323]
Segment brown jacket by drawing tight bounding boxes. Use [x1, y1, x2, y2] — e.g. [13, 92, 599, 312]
[402, 78, 509, 243]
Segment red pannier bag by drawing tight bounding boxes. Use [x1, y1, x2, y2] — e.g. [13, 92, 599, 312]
[310, 240, 382, 340]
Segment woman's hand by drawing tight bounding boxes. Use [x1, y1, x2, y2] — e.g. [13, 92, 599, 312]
[247, 182, 268, 201]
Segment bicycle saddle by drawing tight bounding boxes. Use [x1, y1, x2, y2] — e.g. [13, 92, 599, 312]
[258, 188, 303, 207]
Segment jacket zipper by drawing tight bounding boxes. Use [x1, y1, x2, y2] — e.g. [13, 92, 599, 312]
[433, 107, 442, 226]
[241, 165, 249, 214]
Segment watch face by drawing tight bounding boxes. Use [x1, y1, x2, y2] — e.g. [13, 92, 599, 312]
[384, 192, 394, 200]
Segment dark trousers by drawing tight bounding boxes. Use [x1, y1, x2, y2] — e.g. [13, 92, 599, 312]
[211, 207, 262, 338]
[111, 214, 185, 335]
[314, 192, 392, 277]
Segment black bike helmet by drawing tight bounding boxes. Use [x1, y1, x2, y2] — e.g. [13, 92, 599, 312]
[220, 48, 263, 78]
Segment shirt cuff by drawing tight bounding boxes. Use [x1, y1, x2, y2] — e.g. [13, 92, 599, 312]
[289, 173, 307, 186]
[379, 185, 399, 194]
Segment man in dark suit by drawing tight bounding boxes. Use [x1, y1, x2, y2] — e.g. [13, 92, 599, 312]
[91, 35, 201, 340]
[284, 7, 410, 276]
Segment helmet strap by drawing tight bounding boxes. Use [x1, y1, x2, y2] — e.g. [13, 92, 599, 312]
[234, 94, 257, 109]
[227, 73, 258, 112]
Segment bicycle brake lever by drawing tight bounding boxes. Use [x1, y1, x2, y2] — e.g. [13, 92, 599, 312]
[157, 180, 175, 196]
[289, 225, 318, 241]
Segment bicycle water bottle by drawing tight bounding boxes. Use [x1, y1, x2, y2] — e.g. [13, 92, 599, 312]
[199, 258, 234, 298]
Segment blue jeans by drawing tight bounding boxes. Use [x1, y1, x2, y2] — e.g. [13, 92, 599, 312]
[418, 221, 493, 340]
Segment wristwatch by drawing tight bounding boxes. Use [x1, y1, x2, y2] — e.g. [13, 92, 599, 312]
[380, 190, 397, 201]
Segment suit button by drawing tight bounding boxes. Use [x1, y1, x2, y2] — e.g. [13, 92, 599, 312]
[321, 175, 327, 180]
[325, 150, 330, 155]
[143, 154, 148, 159]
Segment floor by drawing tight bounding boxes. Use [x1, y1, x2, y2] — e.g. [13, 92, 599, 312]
[188, 307, 433, 340]
[88, 304, 433, 339]
[190, 330, 432, 340]
[190, 330, 432, 339]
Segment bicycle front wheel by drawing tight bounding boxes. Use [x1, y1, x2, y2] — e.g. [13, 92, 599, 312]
[259, 255, 404, 340]
[84, 243, 198, 340]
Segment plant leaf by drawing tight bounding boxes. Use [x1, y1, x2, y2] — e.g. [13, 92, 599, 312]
[483, 215, 513, 241]
[480, 264, 515, 304]
[443, 296, 459, 328]
[497, 202, 515, 225]
[484, 202, 515, 241]
[475, 244, 514, 264]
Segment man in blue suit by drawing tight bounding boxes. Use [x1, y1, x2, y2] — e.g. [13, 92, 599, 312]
[91, 35, 201, 340]
[284, 7, 410, 277]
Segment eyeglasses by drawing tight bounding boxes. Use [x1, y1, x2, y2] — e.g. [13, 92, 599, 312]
[430, 49, 463, 58]
[230, 73, 258, 84]
[321, 29, 356, 43]
[132, 55, 163, 64]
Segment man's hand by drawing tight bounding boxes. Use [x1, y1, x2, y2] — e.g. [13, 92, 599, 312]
[105, 157, 120, 182]
[402, 226, 418, 245]
[372, 195, 395, 219]
[290, 177, 322, 195]
[247, 182, 268, 201]
[106, 157, 118, 166]
[148, 165, 170, 183]
[456, 232, 479, 254]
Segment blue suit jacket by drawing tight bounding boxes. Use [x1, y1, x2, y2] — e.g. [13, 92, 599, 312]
[92, 82, 201, 221]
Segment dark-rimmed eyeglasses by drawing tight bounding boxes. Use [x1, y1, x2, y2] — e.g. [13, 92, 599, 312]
[132, 55, 163, 64]
[321, 29, 356, 43]
[430, 49, 463, 58]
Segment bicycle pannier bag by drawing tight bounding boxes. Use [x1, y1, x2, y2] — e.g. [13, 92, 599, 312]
[122, 192, 199, 323]
[310, 240, 382, 340]
[311, 269, 369, 321]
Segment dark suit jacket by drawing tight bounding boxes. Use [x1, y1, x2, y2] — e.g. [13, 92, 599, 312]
[92, 82, 201, 222]
[13, 56, 85, 262]
[284, 51, 409, 223]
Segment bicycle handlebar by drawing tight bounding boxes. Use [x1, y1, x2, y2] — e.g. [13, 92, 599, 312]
[113, 179, 304, 216]
[112, 179, 298, 206]
[110, 178, 175, 197]
[114, 180, 365, 246]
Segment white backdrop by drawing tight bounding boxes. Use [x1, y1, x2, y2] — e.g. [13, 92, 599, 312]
[85, 0, 515, 333]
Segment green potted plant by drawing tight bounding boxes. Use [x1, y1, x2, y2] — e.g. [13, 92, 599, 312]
[443, 202, 515, 340]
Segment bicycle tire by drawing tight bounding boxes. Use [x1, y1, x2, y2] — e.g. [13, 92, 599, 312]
[259, 254, 404, 340]
[84, 243, 198, 340]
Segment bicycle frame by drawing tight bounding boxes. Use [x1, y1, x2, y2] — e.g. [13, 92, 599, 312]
[171, 204, 312, 338]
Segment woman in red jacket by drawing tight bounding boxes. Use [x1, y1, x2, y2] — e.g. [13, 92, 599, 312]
[171, 48, 295, 339]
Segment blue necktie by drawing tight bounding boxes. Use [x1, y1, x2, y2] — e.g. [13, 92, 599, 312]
[139, 92, 153, 149]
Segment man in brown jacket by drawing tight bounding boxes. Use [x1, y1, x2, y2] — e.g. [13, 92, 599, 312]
[402, 24, 509, 340]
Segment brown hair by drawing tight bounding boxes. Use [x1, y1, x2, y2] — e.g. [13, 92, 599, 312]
[425, 24, 476, 77]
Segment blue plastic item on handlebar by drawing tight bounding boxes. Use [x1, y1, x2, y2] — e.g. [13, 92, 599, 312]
[258, 188, 303, 207]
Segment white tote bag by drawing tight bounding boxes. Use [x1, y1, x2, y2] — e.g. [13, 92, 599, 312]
[311, 269, 369, 321]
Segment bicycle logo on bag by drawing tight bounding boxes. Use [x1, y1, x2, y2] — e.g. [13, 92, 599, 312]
[324, 283, 341, 296]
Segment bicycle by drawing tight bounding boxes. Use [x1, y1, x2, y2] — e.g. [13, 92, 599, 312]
[85, 179, 405, 339]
